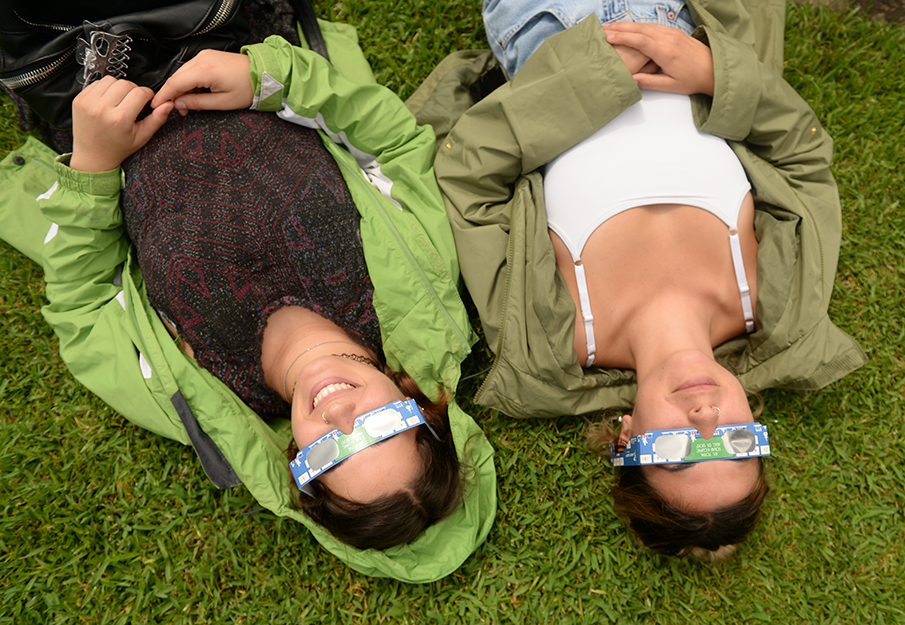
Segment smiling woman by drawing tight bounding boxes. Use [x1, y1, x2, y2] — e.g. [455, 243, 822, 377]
[2, 20, 496, 581]
[66, 48, 471, 552]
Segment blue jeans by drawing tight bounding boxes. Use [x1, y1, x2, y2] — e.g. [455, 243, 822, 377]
[484, 0, 695, 77]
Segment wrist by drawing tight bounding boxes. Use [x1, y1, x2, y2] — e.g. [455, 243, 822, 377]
[69, 151, 122, 173]
[55, 155, 123, 196]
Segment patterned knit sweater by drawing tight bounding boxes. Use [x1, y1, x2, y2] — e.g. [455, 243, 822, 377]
[121, 110, 380, 417]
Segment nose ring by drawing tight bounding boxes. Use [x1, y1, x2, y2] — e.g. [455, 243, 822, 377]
[322, 415, 330, 425]
[711, 405, 721, 416]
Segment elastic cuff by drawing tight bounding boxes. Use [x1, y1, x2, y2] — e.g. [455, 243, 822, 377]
[54, 155, 122, 196]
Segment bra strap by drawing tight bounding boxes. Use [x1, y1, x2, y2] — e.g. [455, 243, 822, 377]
[574, 262, 597, 367]
[729, 229, 755, 333]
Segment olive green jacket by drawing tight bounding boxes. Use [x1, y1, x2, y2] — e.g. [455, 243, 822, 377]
[422, 0, 866, 418]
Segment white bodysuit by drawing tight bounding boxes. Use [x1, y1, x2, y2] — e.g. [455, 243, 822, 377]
[544, 91, 754, 366]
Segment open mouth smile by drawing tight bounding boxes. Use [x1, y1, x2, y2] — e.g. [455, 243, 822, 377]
[312, 382, 356, 410]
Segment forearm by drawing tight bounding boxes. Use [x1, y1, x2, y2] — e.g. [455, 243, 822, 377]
[40, 158, 127, 314]
[437, 17, 639, 219]
[694, 27, 841, 302]
[245, 35, 460, 271]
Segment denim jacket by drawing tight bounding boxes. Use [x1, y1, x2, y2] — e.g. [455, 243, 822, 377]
[484, 0, 693, 77]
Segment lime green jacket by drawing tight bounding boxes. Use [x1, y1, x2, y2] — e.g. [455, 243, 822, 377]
[0, 22, 495, 582]
[428, 0, 866, 419]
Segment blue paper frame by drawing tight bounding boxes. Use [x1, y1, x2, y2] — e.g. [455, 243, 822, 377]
[289, 398, 436, 494]
[610, 422, 771, 467]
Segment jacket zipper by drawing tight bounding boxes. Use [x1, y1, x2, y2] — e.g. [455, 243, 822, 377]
[12, 12, 75, 32]
[196, 0, 239, 35]
[1, 49, 75, 90]
[333, 151, 472, 356]
[2, 0, 237, 89]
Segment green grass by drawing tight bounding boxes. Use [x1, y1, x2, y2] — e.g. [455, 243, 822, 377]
[2, 1, 904, 622]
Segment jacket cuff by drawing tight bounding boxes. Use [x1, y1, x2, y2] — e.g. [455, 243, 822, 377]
[54, 155, 122, 196]
[243, 36, 294, 111]
[691, 26, 760, 141]
[510, 16, 640, 172]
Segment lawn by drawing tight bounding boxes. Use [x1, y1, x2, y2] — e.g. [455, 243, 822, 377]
[1, 1, 903, 623]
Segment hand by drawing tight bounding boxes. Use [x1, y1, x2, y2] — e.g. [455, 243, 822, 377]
[70, 77, 173, 173]
[151, 50, 253, 114]
[611, 43, 657, 75]
[603, 23, 715, 96]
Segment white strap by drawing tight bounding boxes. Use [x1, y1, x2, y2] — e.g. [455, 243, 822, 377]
[574, 262, 597, 367]
[729, 230, 755, 333]
[572, 229, 752, 369]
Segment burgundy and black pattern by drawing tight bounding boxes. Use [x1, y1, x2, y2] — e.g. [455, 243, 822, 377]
[121, 110, 381, 417]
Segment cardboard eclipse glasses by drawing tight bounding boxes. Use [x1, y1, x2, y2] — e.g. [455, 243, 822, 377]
[610, 422, 770, 467]
[289, 398, 439, 497]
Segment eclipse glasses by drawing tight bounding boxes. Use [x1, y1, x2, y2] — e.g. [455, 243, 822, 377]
[610, 422, 770, 467]
[289, 398, 439, 496]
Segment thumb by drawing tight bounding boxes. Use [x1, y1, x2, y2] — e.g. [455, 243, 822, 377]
[135, 101, 173, 144]
[173, 90, 250, 112]
[632, 72, 679, 93]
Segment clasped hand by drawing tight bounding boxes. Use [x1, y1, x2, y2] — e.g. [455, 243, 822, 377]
[603, 22, 715, 97]
[71, 50, 253, 173]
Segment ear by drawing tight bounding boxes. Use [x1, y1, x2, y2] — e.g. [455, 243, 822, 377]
[617, 414, 633, 449]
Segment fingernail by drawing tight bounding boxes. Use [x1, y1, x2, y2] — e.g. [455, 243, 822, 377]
[176, 101, 187, 111]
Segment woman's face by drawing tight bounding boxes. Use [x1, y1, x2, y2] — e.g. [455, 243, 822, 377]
[290, 355, 420, 503]
[622, 350, 759, 513]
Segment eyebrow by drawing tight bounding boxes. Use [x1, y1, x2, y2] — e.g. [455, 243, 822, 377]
[654, 457, 756, 472]
[655, 463, 697, 472]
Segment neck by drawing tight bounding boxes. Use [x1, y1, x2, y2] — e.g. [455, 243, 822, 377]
[260, 307, 374, 402]
[625, 293, 716, 382]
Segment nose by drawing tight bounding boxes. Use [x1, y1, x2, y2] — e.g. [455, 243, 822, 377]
[688, 404, 720, 439]
[323, 400, 357, 434]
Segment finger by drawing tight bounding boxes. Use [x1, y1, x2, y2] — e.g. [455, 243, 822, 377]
[135, 101, 173, 144]
[81, 74, 120, 97]
[74, 75, 121, 112]
[172, 91, 243, 112]
[117, 84, 156, 117]
[632, 72, 681, 93]
[74, 77, 134, 120]
[604, 29, 656, 56]
[83, 80, 146, 122]
[603, 22, 671, 36]
[151, 67, 209, 107]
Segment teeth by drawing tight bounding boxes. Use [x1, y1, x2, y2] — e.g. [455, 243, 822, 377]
[312, 383, 355, 409]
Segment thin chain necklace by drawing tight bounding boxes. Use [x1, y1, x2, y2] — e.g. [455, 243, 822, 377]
[281, 340, 361, 402]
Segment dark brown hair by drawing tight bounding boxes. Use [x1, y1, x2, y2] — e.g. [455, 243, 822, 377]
[610, 459, 769, 559]
[286, 365, 463, 550]
[588, 413, 769, 559]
